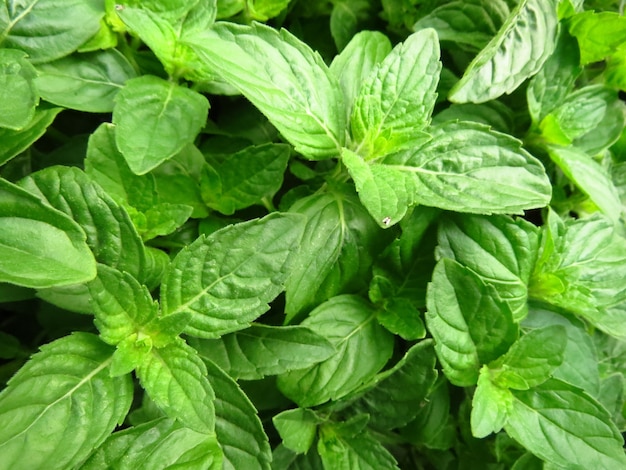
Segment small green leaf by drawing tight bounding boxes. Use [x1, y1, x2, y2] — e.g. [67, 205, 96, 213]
[0, 0, 104, 63]
[35, 49, 137, 113]
[0, 177, 96, 288]
[187, 22, 346, 159]
[273, 408, 321, 454]
[162, 213, 304, 338]
[449, 0, 558, 103]
[506, 378, 626, 469]
[568, 10, 626, 65]
[350, 28, 440, 158]
[426, 258, 518, 387]
[471, 366, 513, 438]
[190, 324, 335, 380]
[201, 143, 290, 215]
[0, 333, 133, 469]
[277, 295, 394, 407]
[82, 418, 223, 470]
[0, 49, 38, 130]
[136, 338, 215, 434]
[113, 76, 209, 175]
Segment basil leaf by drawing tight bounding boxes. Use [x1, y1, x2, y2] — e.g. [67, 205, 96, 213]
[273, 408, 321, 454]
[471, 366, 513, 438]
[0, 49, 38, 130]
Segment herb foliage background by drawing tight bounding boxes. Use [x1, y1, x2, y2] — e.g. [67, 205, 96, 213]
[1, 0, 626, 468]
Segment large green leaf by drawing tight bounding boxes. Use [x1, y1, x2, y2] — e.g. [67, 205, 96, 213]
[35, 49, 137, 113]
[449, 0, 558, 103]
[113, 75, 209, 175]
[0, 333, 132, 470]
[0, 176, 96, 288]
[425, 258, 518, 386]
[0, 49, 38, 130]
[190, 324, 335, 380]
[82, 418, 223, 470]
[205, 358, 272, 470]
[135, 338, 216, 434]
[506, 379, 626, 469]
[277, 295, 394, 407]
[162, 213, 303, 338]
[350, 28, 440, 159]
[0, 0, 104, 63]
[187, 22, 346, 159]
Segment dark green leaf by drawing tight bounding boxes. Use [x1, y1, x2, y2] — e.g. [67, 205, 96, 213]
[0, 107, 61, 166]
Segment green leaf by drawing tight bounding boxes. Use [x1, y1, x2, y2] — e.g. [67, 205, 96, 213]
[317, 423, 399, 470]
[0, 333, 133, 469]
[529, 210, 626, 339]
[82, 418, 223, 470]
[204, 358, 272, 470]
[189, 324, 335, 380]
[18, 166, 149, 284]
[347, 121, 551, 226]
[505, 378, 626, 469]
[273, 408, 321, 454]
[329, 31, 392, 120]
[0, 176, 96, 288]
[187, 22, 346, 159]
[547, 145, 623, 222]
[201, 143, 290, 215]
[0, 0, 104, 63]
[527, 27, 581, 123]
[350, 28, 440, 158]
[471, 366, 514, 438]
[0, 49, 38, 130]
[491, 325, 567, 390]
[35, 49, 137, 113]
[330, 0, 373, 52]
[113, 75, 209, 175]
[568, 10, 626, 65]
[425, 258, 518, 386]
[436, 213, 540, 321]
[449, 0, 558, 103]
[0, 107, 62, 166]
[162, 213, 303, 338]
[432, 101, 515, 133]
[271, 445, 324, 470]
[247, 0, 290, 21]
[413, 0, 510, 50]
[285, 190, 388, 320]
[135, 338, 215, 434]
[349, 340, 438, 430]
[277, 295, 394, 407]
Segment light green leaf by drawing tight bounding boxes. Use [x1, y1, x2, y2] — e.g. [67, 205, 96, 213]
[350, 340, 438, 430]
[0, 333, 132, 470]
[568, 11, 626, 65]
[506, 378, 626, 469]
[277, 295, 394, 407]
[201, 143, 290, 215]
[0, 106, 61, 166]
[113, 75, 209, 175]
[329, 31, 392, 120]
[189, 324, 335, 380]
[0, 0, 104, 63]
[187, 22, 345, 159]
[449, 0, 558, 103]
[204, 358, 272, 470]
[384, 121, 552, 213]
[437, 213, 540, 321]
[285, 190, 388, 320]
[413, 0, 510, 50]
[162, 213, 303, 338]
[425, 258, 518, 387]
[529, 210, 626, 339]
[0, 176, 96, 288]
[273, 408, 321, 454]
[491, 325, 567, 390]
[547, 145, 623, 222]
[350, 28, 440, 158]
[136, 338, 215, 434]
[247, 0, 290, 21]
[35, 49, 136, 113]
[82, 418, 223, 470]
[0, 49, 38, 130]
[471, 366, 514, 438]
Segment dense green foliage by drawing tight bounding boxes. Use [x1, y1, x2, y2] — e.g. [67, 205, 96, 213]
[2, 0, 626, 468]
